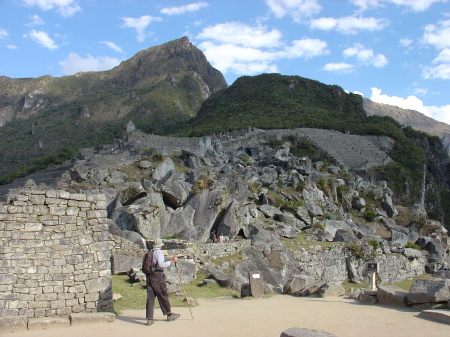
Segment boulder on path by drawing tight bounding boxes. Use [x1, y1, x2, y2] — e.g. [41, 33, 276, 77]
[319, 282, 345, 297]
[377, 285, 408, 306]
[283, 274, 314, 295]
[407, 279, 450, 304]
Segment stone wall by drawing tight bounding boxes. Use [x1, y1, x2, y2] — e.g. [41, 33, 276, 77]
[292, 244, 427, 284]
[0, 189, 113, 318]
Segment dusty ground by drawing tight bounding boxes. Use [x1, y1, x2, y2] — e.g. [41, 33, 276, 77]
[7, 295, 449, 337]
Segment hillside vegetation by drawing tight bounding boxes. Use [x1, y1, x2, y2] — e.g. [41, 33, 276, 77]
[0, 37, 227, 177]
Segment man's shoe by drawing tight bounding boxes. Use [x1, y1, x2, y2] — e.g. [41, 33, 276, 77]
[146, 319, 154, 326]
[167, 313, 180, 321]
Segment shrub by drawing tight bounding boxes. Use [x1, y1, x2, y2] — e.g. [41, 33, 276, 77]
[368, 240, 379, 251]
[406, 241, 421, 250]
[364, 210, 376, 222]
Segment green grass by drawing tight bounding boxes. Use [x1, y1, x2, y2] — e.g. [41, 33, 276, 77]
[112, 272, 240, 314]
[384, 273, 435, 291]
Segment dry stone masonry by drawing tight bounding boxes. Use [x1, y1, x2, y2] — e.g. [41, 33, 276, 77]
[0, 189, 113, 319]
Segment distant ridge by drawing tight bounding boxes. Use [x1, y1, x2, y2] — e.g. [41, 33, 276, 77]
[363, 98, 450, 153]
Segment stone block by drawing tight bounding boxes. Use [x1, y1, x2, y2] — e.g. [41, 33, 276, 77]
[377, 285, 408, 306]
[29, 195, 45, 205]
[248, 271, 264, 298]
[0, 316, 28, 333]
[45, 190, 58, 198]
[111, 254, 144, 274]
[85, 277, 111, 293]
[69, 312, 115, 325]
[71, 193, 87, 201]
[419, 310, 450, 324]
[24, 223, 43, 231]
[280, 327, 338, 337]
[407, 279, 450, 304]
[28, 317, 70, 330]
[59, 190, 71, 199]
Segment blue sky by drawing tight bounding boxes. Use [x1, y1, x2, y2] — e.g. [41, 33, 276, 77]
[1, 0, 449, 124]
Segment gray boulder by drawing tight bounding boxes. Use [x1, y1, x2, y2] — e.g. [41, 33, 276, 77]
[235, 244, 301, 289]
[283, 274, 314, 295]
[382, 194, 398, 217]
[164, 259, 197, 290]
[435, 270, 450, 279]
[377, 285, 408, 306]
[157, 170, 192, 208]
[322, 220, 353, 239]
[259, 204, 283, 218]
[407, 278, 450, 304]
[185, 185, 230, 242]
[163, 205, 195, 239]
[319, 282, 345, 297]
[357, 292, 378, 304]
[217, 199, 245, 239]
[352, 197, 366, 210]
[152, 157, 175, 180]
[426, 238, 447, 273]
[111, 254, 144, 275]
[112, 190, 167, 240]
[244, 223, 281, 246]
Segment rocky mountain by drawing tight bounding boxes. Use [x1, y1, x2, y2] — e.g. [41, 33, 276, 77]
[3, 126, 449, 293]
[0, 37, 227, 176]
[363, 97, 450, 153]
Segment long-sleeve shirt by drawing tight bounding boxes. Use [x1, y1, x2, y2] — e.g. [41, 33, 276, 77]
[152, 248, 171, 269]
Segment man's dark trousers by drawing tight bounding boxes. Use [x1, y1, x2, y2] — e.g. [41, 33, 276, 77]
[146, 271, 171, 320]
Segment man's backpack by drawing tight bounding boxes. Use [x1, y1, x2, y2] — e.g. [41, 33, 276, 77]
[142, 250, 155, 275]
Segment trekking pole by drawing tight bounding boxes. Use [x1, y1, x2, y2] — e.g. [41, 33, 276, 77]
[175, 261, 194, 320]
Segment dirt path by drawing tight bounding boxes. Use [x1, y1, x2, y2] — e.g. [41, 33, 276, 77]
[7, 295, 449, 337]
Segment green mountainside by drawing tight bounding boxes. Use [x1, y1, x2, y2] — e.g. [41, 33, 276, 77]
[171, 73, 449, 225]
[0, 37, 227, 176]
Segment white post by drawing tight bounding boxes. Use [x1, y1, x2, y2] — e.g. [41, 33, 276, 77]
[371, 272, 377, 291]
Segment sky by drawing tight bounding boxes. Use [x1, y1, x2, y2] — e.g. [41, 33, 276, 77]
[1, 0, 450, 125]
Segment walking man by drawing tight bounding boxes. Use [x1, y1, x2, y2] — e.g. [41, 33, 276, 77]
[143, 238, 180, 326]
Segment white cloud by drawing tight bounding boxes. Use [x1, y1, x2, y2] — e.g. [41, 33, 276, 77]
[310, 16, 389, 34]
[6, 45, 18, 50]
[370, 87, 431, 116]
[27, 14, 45, 26]
[197, 22, 283, 48]
[350, 0, 446, 12]
[24, 29, 57, 50]
[197, 41, 278, 75]
[20, 0, 81, 17]
[343, 43, 388, 67]
[422, 20, 450, 50]
[101, 41, 123, 53]
[281, 38, 328, 59]
[400, 38, 413, 47]
[428, 105, 450, 124]
[160, 2, 208, 15]
[385, 0, 447, 12]
[266, 0, 321, 22]
[196, 22, 328, 76]
[422, 48, 450, 79]
[59, 52, 121, 75]
[121, 16, 163, 42]
[0, 29, 8, 39]
[323, 62, 355, 73]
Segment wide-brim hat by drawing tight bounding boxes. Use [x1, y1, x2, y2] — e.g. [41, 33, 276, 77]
[153, 238, 164, 248]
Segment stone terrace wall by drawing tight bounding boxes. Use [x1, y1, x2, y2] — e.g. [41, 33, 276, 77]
[292, 244, 427, 284]
[0, 190, 113, 318]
